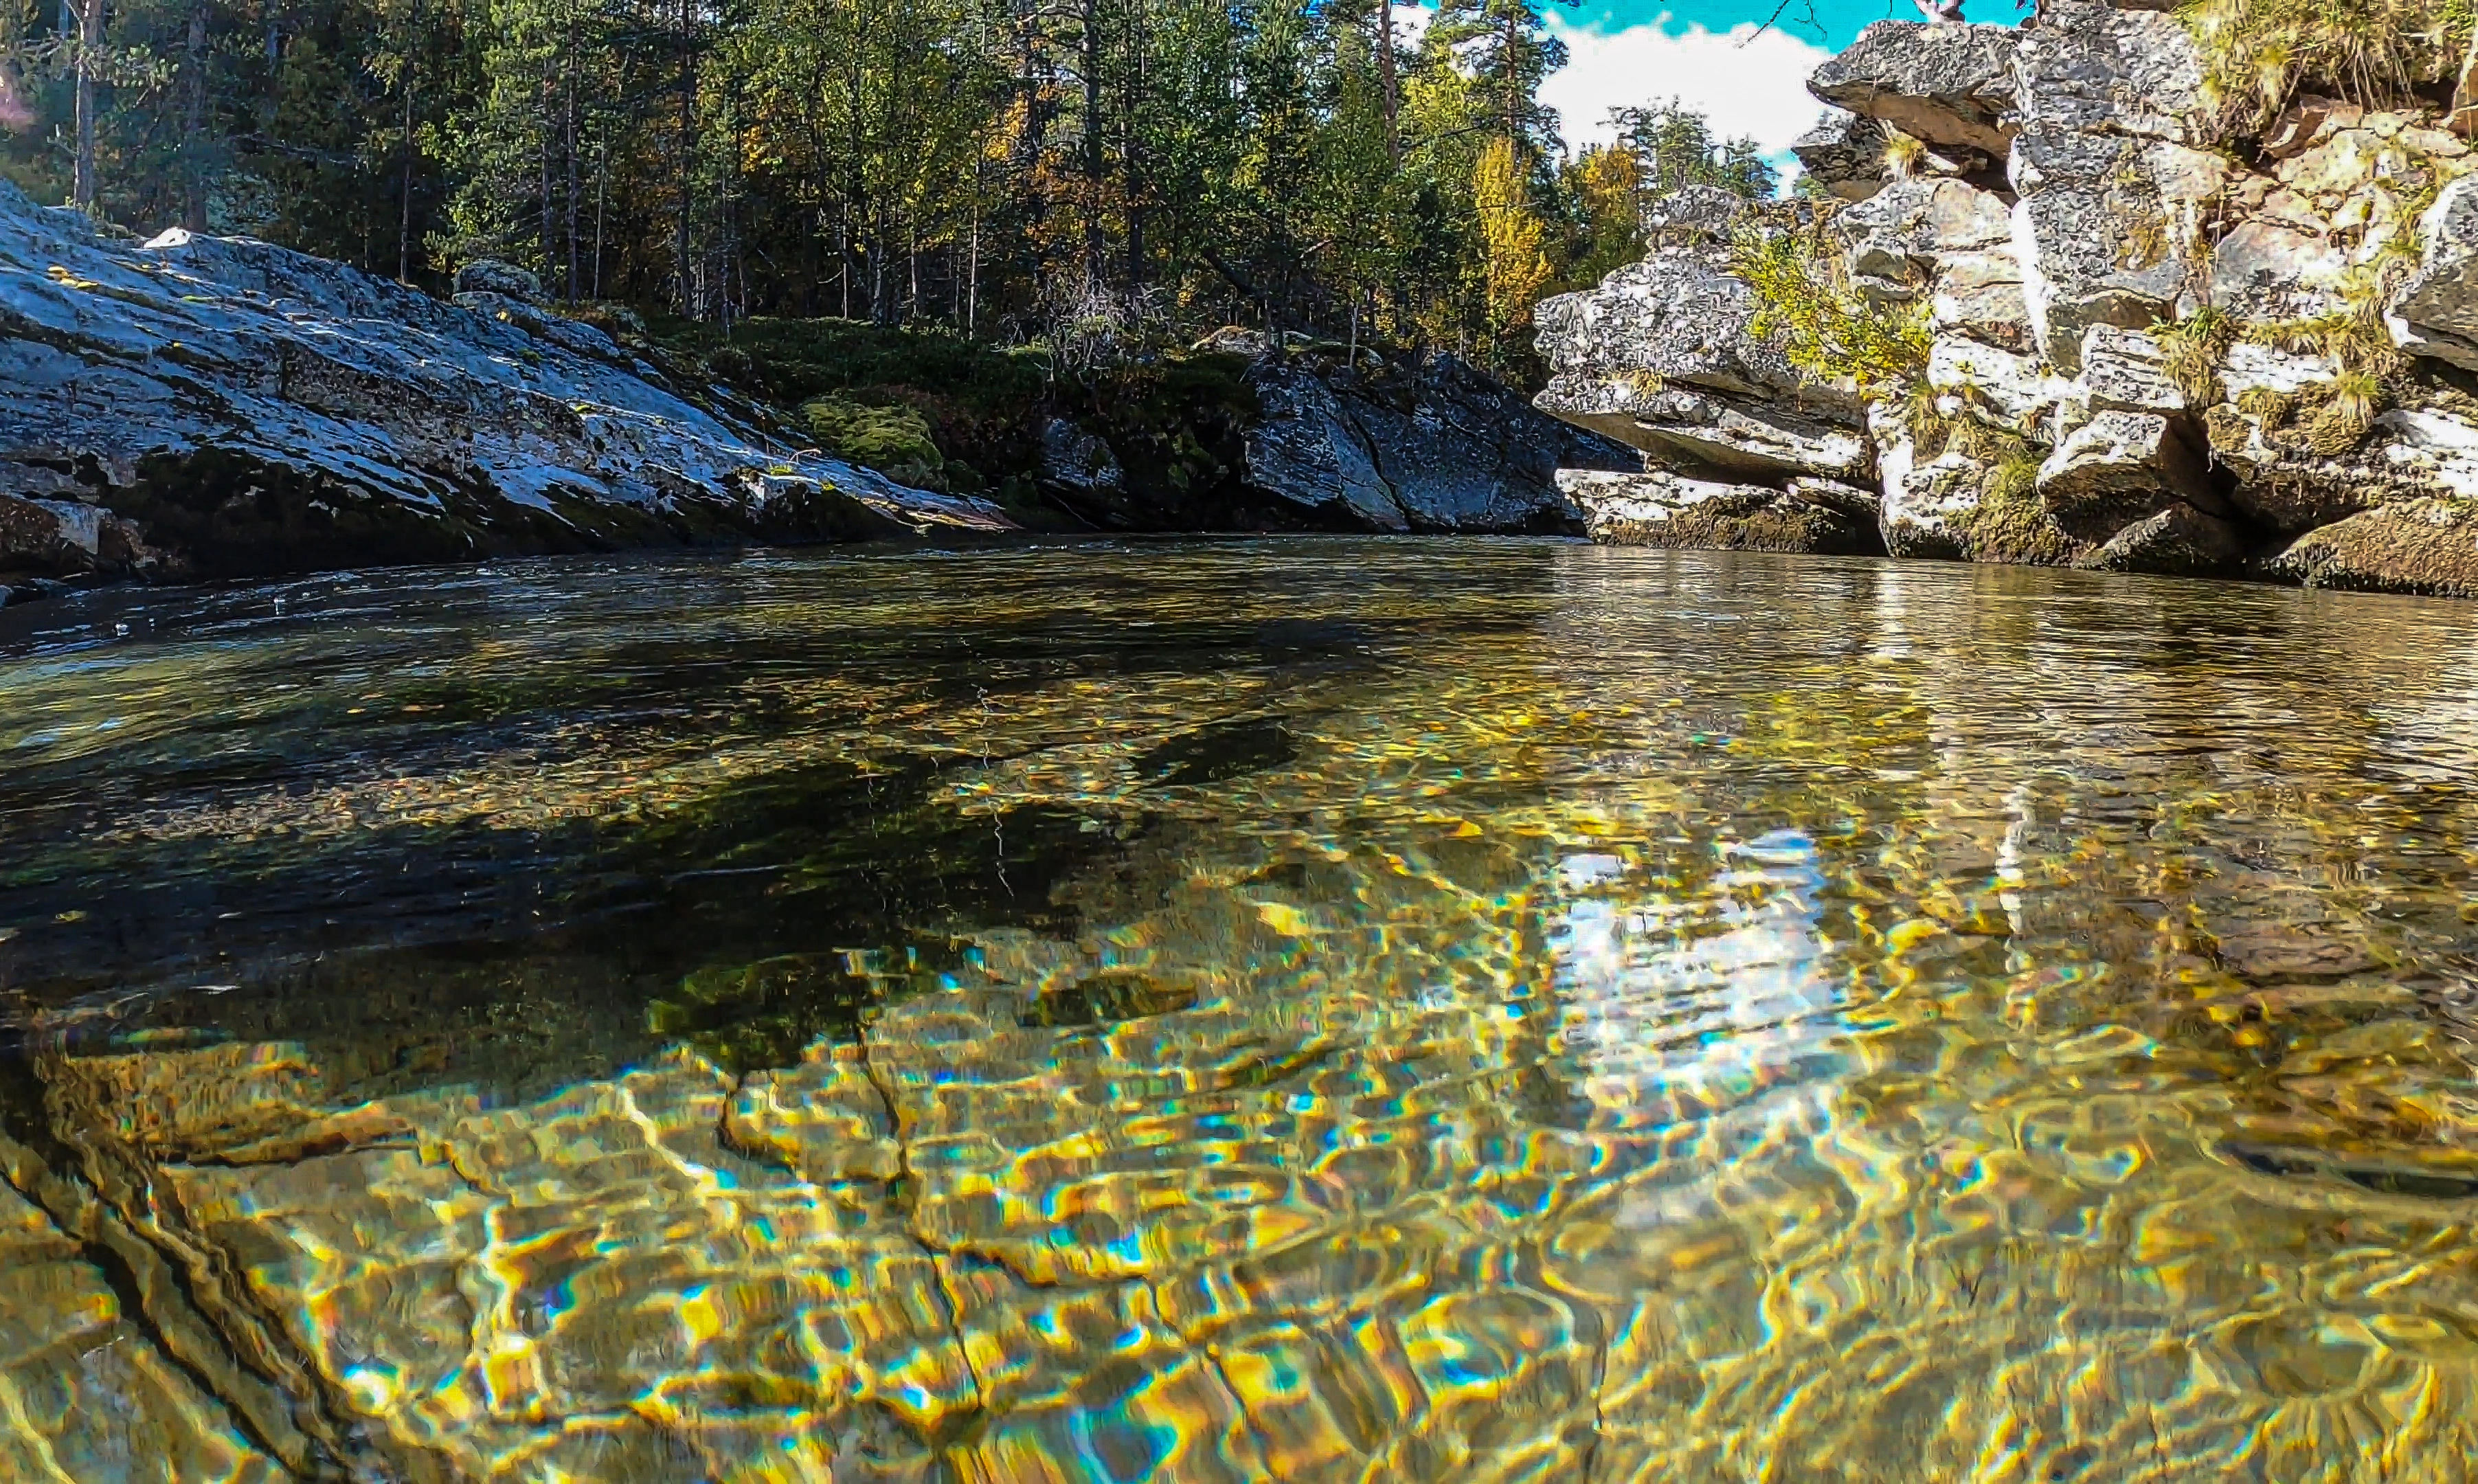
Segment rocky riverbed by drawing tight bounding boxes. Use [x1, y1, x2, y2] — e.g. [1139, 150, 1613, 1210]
[1533, 0, 2478, 598]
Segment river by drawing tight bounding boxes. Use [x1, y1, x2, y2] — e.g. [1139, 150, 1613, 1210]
[1, 538, 2475, 1481]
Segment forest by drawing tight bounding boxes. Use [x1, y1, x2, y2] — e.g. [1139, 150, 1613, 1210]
[0, 0, 1775, 370]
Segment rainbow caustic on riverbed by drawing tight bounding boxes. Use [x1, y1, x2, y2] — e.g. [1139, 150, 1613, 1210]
[1, 539, 2476, 1481]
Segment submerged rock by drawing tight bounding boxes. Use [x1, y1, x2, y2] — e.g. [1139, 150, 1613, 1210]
[0, 180, 1011, 587]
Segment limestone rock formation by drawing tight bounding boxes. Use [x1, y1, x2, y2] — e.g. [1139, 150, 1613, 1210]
[0, 180, 1011, 595]
[1556, 469, 1881, 554]
[2390, 178, 2478, 372]
[1532, 0, 2478, 599]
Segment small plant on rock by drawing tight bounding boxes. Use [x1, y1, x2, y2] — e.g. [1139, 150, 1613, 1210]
[2153, 306, 2241, 405]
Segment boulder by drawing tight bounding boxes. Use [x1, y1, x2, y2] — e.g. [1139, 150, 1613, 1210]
[2009, 129, 2190, 371]
[1807, 21, 2021, 158]
[2266, 499, 2478, 596]
[2209, 218, 2352, 323]
[1243, 355, 1631, 533]
[1786, 475, 1883, 521]
[1837, 178, 2016, 295]
[1591, 386, 1874, 484]
[451, 257, 545, 302]
[2037, 410, 2220, 523]
[1641, 185, 1749, 243]
[1534, 249, 1808, 409]
[1926, 337, 2073, 428]
[2203, 402, 2420, 532]
[1555, 469, 1882, 554]
[2007, 0, 2205, 145]
[1039, 417, 1128, 506]
[2075, 499, 2247, 577]
[2071, 324, 2186, 421]
[2388, 177, 2478, 372]
[1792, 110, 1890, 202]
[0, 185, 1008, 586]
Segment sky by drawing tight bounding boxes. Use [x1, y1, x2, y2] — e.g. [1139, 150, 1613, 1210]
[1417, 0, 2023, 180]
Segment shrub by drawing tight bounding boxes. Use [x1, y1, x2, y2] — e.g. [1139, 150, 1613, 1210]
[1731, 217, 1930, 396]
[801, 396, 945, 486]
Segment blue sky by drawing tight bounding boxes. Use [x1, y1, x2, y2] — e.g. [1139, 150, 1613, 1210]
[1513, 0, 2025, 171]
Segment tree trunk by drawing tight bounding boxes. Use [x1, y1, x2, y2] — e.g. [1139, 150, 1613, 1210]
[1378, 0, 1398, 162]
[593, 139, 607, 300]
[181, 1, 211, 229]
[71, 0, 102, 212]
[396, 0, 419, 277]
[1081, 0, 1103, 290]
[674, 0, 695, 314]
[563, 15, 578, 302]
[1501, 5, 1520, 145]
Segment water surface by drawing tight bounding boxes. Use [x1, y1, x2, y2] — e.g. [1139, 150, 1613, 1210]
[2, 539, 2476, 1481]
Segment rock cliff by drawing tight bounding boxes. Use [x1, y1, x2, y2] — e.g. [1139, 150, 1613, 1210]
[0, 181, 1016, 602]
[1538, 0, 2478, 598]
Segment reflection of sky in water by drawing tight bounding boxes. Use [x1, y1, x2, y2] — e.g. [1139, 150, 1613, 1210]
[1548, 829, 1847, 1219]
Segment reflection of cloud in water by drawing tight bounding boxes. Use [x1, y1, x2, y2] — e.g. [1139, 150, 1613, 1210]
[1548, 829, 1847, 1224]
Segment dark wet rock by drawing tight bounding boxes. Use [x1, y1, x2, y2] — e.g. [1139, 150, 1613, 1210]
[1241, 354, 1636, 533]
[2074, 499, 2247, 577]
[2214, 923, 2378, 978]
[1039, 416, 1127, 504]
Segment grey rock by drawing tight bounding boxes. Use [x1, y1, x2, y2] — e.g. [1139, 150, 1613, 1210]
[2388, 178, 2478, 372]
[1535, 250, 1805, 407]
[1038, 417, 1127, 502]
[1244, 355, 1632, 533]
[1641, 186, 1749, 243]
[2072, 324, 2186, 420]
[2037, 409, 2220, 522]
[2008, 0, 2205, 144]
[451, 258, 545, 302]
[1605, 387, 1874, 483]
[1807, 21, 2022, 157]
[0, 186, 1008, 585]
[2211, 219, 2351, 323]
[2010, 129, 2189, 370]
[1787, 475, 1884, 521]
[1556, 469, 1882, 554]
[1872, 404, 2083, 564]
[1792, 110, 1891, 201]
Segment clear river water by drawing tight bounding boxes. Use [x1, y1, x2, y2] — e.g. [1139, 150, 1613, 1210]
[1, 537, 2476, 1482]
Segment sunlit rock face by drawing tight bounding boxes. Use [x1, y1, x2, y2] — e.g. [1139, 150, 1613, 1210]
[1535, 0, 2478, 598]
[0, 178, 1010, 594]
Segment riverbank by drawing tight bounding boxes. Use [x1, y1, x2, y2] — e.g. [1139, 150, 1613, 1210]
[1533, 0, 2478, 598]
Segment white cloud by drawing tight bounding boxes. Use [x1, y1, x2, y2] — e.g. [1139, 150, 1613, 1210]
[1540, 13, 1835, 177]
